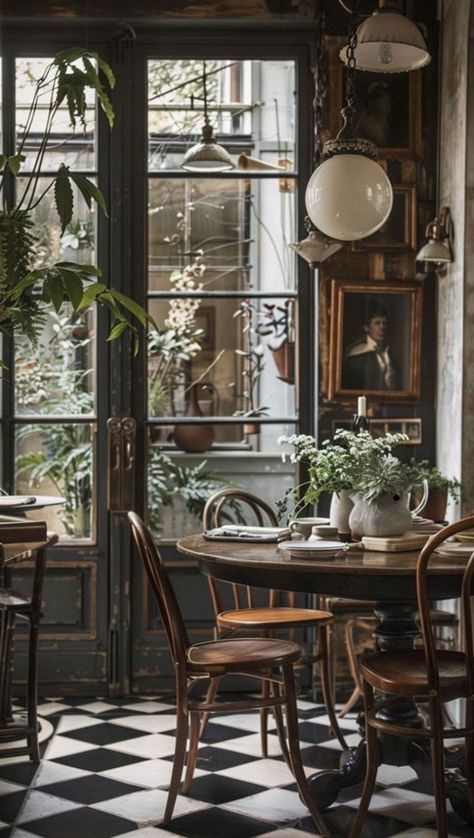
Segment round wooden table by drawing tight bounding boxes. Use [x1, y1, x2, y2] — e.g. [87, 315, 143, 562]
[177, 535, 471, 821]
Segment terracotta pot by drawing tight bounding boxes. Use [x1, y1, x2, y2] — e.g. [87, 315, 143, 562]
[271, 340, 295, 384]
[173, 384, 215, 453]
[421, 487, 448, 522]
[244, 422, 260, 435]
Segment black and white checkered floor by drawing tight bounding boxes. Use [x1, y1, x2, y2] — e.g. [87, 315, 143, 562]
[0, 696, 472, 838]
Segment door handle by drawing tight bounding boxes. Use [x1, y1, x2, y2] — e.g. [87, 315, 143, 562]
[107, 417, 137, 512]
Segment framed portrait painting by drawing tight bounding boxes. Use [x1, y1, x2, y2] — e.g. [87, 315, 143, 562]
[328, 38, 422, 159]
[328, 280, 423, 402]
[352, 185, 417, 251]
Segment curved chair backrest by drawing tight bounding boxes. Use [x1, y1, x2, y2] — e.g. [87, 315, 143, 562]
[416, 514, 474, 696]
[128, 512, 189, 669]
[203, 488, 278, 530]
[203, 489, 279, 614]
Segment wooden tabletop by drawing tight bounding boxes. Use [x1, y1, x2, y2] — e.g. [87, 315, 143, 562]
[177, 534, 469, 602]
[1, 535, 58, 567]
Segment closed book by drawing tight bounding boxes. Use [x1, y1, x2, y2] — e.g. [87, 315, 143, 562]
[0, 516, 47, 544]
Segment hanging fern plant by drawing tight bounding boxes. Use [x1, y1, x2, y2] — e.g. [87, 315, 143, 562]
[0, 47, 152, 350]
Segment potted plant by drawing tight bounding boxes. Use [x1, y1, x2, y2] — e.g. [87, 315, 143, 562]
[256, 300, 295, 384]
[279, 429, 421, 537]
[0, 49, 151, 351]
[410, 461, 461, 522]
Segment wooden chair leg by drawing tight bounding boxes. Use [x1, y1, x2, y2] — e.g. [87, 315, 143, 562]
[26, 617, 40, 763]
[199, 676, 220, 740]
[349, 680, 378, 838]
[338, 684, 362, 719]
[319, 627, 349, 751]
[260, 678, 270, 758]
[282, 663, 331, 837]
[182, 711, 200, 794]
[429, 698, 448, 838]
[465, 697, 474, 822]
[163, 706, 189, 824]
[271, 680, 292, 769]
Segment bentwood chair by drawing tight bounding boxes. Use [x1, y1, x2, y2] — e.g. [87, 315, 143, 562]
[201, 488, 348, 755]
[128, 512, 331, 836]
[350, 516, 474, 838]
[0, 534, 57, 762]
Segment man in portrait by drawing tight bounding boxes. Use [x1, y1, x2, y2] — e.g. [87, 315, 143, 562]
[341, 299, 401, 391]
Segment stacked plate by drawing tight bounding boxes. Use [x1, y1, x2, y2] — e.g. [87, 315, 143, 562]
[454, 528, 474, 543]
[435, 541, 474, 559]
[411, 516, 444, 535]
[279, 539, 344, 560]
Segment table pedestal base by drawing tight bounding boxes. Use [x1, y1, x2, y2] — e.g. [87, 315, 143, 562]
[306, 601, 472, 825]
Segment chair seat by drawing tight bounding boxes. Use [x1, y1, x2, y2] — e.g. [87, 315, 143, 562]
[0, 589, 31, 611]
[186, 636, 301, 673]
[361, 649, 468, 699]
[429, 608, 458, 626]
[217, 606, 333, 630]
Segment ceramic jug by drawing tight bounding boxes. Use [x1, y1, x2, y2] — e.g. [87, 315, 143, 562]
[349, 492, 413, 538]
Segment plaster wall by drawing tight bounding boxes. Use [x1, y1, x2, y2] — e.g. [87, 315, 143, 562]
[437, 0, 471, 515]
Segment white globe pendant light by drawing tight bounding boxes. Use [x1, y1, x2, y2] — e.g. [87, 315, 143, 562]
[339, 2, 431, 74]
[305, 134, 393, 241]
[305, 4, 393, 242]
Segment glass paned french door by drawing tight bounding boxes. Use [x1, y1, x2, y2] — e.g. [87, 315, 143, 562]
[1, 29, 315, 696]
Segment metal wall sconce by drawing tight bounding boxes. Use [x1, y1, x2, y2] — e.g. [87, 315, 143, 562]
[338, 0, 431, 74]
[416, 207, 453, 267]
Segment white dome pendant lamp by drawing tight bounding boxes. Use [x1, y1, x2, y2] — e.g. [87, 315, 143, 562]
[305, 9, 393, 241]
[339, 0, 431, 74]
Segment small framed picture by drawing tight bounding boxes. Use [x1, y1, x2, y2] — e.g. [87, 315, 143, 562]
[352, 185, 417, 251]
[327, 38, 422, 159]
[332, 417, 422, 445]
[328, 279, 423, 402]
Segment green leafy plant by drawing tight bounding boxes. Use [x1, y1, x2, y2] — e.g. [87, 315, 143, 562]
[410, 460, 461, 503]
[0, 48, 153, 350]
[147, 450, 243, 536]
[278, 429, 421, 518]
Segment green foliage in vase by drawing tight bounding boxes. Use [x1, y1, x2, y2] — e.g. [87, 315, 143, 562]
[278, 428, 422, 518]
[0, 48, 153, 350]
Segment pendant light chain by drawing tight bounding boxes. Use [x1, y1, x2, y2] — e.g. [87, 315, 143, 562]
[344, 0, 360, 114]
[202, 60, 209, 127]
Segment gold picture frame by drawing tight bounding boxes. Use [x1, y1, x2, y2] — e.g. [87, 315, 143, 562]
[352, 185, 417, 252]
[327, 37, 422, 159]
[328, 279, 423, 402]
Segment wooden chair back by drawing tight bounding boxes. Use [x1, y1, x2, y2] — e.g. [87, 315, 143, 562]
[416, 514, 474, 696]
[202, 488, 280, 615]
[128, 512, 189, 669]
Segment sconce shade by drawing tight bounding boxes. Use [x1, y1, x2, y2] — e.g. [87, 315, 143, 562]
[305, 142, 393, 241]
[182, 123, 233, 172]
[339, 8, 431, 74]
[416, 239, 452, 264]
[416, 207, 453, 265]
[289, 228, 343, 268]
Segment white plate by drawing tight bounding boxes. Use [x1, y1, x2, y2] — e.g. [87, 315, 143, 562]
[279, 540, 344, 559]
[435, 542, 474, 558]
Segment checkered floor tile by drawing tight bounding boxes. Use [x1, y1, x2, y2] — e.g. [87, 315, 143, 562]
[0, 695, 471, 837]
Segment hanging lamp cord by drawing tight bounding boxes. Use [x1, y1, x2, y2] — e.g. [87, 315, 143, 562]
[202, 60, 209, 127]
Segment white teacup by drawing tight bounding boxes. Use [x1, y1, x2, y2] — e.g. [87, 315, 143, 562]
[289, 517, 330, 540]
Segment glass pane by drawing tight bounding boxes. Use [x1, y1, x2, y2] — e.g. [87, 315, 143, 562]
[16, 177, 96, 267]
[147, 447, 296, 539]
[15, 308, 95, 417]
[16, 57, 95, 171]
[148, 59, 296, 171]
[147, 297, 296, 422]
[15, 423, 95, 541]
[148, 177, 296, 293]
